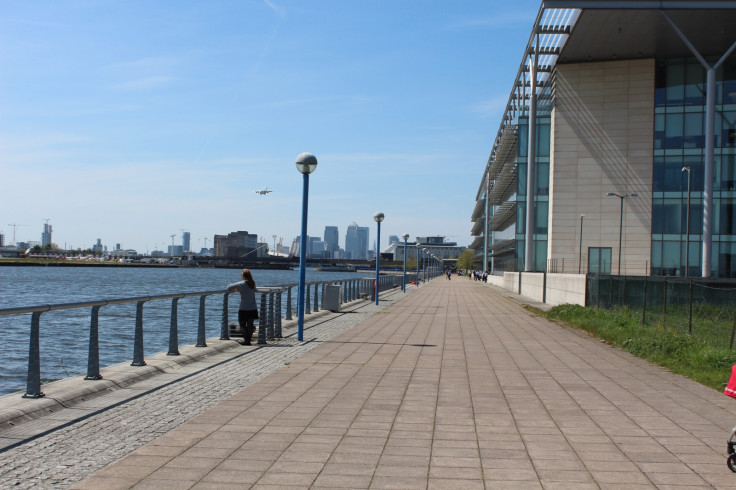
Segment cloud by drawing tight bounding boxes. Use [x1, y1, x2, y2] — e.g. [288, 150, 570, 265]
[263, 0, 286, 19]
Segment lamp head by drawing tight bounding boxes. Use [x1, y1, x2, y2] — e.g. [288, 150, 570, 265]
[295, 152, 318, 175]
[373, 212, 384, 223]
[402, 233, 409, 241]
[630, 193, 638, 198]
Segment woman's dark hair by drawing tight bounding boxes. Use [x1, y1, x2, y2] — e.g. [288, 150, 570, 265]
[241, 268, 256, 289]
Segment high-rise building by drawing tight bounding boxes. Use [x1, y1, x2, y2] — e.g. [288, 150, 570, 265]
[182, 232, 191, 252]
[345, 223, 359, 259]
[358, 226, 369, 259]
[41, 223, 52, 247]
[324, 226, 339, 256]
[214, 231, 258, 258]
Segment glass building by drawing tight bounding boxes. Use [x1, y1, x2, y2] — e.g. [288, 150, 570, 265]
[471, 0, 736, 278]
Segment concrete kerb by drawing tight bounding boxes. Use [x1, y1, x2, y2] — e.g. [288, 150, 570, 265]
[0, 295, 368, 429]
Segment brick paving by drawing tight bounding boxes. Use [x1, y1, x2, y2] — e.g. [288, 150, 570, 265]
[4, 278, 736, 488]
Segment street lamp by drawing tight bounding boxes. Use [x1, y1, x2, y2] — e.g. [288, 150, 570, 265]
[295, 152, 318, 341]
[374, 212, 384, 305]
[416, 243, 421, 286]
[682, 166, 692, 277]
[578, 214, 585, 274]
[422, 248, 427, 283]
[607, 192, 637, 276]
[402, 233, 409, 292]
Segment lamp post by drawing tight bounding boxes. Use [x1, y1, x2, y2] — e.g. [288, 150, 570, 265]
[578, 214, 585, 274]
[682, 166, 692, 277]
[373, 212, 384, 305]
[422, 248, 427, 283]
[416, 243, 420, 286]
[402, 233, 409, 292]
[295, 153, 318, 341]
[607, 192, 637, 276]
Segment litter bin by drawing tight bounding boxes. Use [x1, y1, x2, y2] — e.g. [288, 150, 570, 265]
[324, 285, 342, 311]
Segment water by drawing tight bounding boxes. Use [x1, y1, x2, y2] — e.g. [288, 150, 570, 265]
[0, 266, 371, 397]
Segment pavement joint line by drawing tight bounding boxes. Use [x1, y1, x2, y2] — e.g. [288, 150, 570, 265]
[0, 285, 416, 488]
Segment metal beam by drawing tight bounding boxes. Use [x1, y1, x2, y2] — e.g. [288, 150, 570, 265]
[542, 1, 736, 10]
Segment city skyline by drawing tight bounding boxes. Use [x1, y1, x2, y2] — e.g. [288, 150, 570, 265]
[1, 1, 541, 253]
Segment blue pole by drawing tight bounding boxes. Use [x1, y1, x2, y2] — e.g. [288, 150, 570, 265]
[416, 245, 420, 286]
[423, 253, 426, 283]
[297, 172, 309, 341]
[402, 238, 408, 292]
[375, 221, 381, 305]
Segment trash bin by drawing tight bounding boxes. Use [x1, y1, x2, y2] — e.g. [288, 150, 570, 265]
[324, 285, 342, 311]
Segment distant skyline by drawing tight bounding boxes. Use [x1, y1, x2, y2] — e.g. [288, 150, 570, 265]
[1, 1, 541, 253]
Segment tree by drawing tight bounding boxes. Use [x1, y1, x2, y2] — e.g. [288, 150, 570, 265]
[456, 249, 475, 271]
[406, 257, 417, 270]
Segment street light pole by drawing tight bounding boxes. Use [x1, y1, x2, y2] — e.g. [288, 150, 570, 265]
[295, 153, 318, 342]
[402, 233, 409, 292]
[682, 166, 692, 277]
[416, 243, 420, 286]
[422, 248, 427, 283]
[374, 212, 384, 305]
[578, 214, 585, 274]
[607, 192, 637, 276]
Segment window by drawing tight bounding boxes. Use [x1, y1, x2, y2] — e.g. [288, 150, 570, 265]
[588, 248, 612, 275]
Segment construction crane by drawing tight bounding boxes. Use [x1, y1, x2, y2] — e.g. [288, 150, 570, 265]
[170, 234, 176, 250]
[6, 223, 27, 246]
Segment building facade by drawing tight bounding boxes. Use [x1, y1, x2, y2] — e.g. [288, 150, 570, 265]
[214, 231, 258, 259]
[324, 226, 339, 257]
[471, 0, 736, 278]
[41, 223, 52, 247]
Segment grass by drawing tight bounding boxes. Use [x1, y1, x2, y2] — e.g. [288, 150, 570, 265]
[544, 304, 736, 390]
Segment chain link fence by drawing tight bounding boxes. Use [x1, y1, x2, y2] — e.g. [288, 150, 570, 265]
[586, 275, 736, 349]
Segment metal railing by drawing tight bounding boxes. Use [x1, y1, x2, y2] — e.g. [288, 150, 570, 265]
[1, 275, 417, 399]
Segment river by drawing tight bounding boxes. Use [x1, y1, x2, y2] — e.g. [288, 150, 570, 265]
[0, 266, 372, 397]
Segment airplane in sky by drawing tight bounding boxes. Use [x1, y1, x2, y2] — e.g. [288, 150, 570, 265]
[254, 188, 272, 195]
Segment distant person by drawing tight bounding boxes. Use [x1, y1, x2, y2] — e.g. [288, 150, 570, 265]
[228, 268, 259, 345]
[446, 270, 451, 280]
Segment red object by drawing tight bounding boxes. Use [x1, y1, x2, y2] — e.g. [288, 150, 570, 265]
[725, 364, 736, 398]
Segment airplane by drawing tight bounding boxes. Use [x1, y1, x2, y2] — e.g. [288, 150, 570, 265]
[254, 188, 273, 195]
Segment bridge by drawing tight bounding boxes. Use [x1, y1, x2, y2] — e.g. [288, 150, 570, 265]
[1, 278, 735, 488]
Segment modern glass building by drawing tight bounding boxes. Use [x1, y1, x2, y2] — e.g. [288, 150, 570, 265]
[471, 0, 736, 278]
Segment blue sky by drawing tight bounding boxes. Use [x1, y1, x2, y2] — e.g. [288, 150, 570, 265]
[1, 0, 539, 254]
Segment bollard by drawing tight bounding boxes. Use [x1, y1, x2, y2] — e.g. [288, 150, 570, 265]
[286, 286, 292, 320]
[267, 292, 275, 341]
[196, 295, 207, 347]
[306, 284, 311, 314]
[220, 293, 230, 340]
[86, 305, 103, 379]
[275, 291, 283, 338]
[24, 311, 45, 398]
[258, 293, 267, 345]
[131, 300, 147, 366]
[168, 298, 180, 355]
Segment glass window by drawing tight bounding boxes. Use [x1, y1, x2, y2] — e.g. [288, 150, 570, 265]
[535, 201, 548, 234]
[536, 162, 549, 196]
[655, 62, 667, 107]
[518, 119, 528, 157]
[662, 199, 682, 234]
[654, 114, 665, 150]
[662, 240, 681, 276]
[685, 61, 705, 106]
[666, 61, 685, 106]
[720, 154, 736, 191]
[683, 155, 704, 192]
[718, 199, 736, 235]
[652, 240, 662, 271]
[663, 157, 685, 191]
[516, 202, 526, 234]
[722, 60, 736, 105]
[534, 239, 547, 271]
[719, 242, 736, 278]
[721, 111, 736, 148]
[683, 112, 703, 148]
[652, 199, 664, 234]
[537, 121, 550, 157]
[665, 113, 683, 148]
[653, 156, 664, 191]
[517, 162, 527, 196]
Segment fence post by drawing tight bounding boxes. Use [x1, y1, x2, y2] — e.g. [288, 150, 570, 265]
[258, 293, 267, 345]
[196, 295, 207, 347]
[220, 293, 230, 340]
[24, 311, 45, 398]
[321, 283, 326, 309]
[688, 281, 693, 334]
[275, 291, 283, 338]
[313, 283, 319, 312]
[267, 292, 275, 341]
[85, 305, 103, 380]
[608, 276, 613, 309]
[286, 286, 293, 320]
[306, 283, 311, 314]
[543, 272, 547, 304]
[641, 277, 647, 325]
[168, 298, 180, 355]
[131, 300, 147, 366]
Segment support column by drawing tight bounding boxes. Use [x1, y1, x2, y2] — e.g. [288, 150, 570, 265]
[524, 36, 538, 272]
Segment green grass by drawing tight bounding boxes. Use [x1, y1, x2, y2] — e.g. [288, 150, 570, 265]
[545, 304, 736, 390]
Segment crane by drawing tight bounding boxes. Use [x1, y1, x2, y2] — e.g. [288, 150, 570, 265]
[6, 223, 27, 246]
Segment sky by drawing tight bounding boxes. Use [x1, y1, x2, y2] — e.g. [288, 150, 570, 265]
[0, 0, 540, 254]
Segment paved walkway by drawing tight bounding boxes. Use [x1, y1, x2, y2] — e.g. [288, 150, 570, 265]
[5, 278, 736, 488]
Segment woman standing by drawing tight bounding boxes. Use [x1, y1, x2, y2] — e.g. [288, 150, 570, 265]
[228, 268, 259, 345]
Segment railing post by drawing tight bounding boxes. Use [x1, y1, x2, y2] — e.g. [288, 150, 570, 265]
[275, 291, 283, 338]
[258, 293, 267, 345]
[168, 298, 180, 355]
[220, 293, 230, 340]
[24, 311, 45, 398]
[131, 300, 147, 366]
[267, 292, 275, 341]
[306, 283, 311, 314]
[286, 286, 293, 320]
[196, 295, 207, 347]
[321, 283, 326, 309]
[313, 283, 319, 312]
[85, 305, 103, 380]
